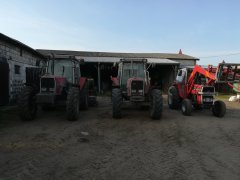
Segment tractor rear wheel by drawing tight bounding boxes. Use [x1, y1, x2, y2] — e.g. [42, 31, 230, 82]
[18, 86, 37, 121]
[150, 89, 163, 120]
[112, 88, 122, 118]
[181, 99, 192, 116]
[66, 87, 80, 121]
[212, 100, 226, 117]
[168, 86, 180, 109]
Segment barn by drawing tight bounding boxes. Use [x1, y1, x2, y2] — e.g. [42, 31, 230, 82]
[37, 49, 199, 93]
[0, 32, 199, 106]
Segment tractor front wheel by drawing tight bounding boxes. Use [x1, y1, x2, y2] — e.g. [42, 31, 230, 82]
[150, 89, 163, 120]
[66, 87, 80, 121]
[18, 86, 37, 121]
[212, 100, 226, 117]
[112, 88, 122, 118]
[168, 86, 180, 109]
[181, 99, 192, 116]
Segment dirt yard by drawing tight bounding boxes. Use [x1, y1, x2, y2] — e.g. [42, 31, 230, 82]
[0, 96, 240, 180]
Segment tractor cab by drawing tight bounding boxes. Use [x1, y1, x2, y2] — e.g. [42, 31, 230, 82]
[39, 57, 81, 99]
[176, 68, 187, 84]
[45, 57, 81, 85]
[118, 59, 148, 89]
[117, 59, 150, 99]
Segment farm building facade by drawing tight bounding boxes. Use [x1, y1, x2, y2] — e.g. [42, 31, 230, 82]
[0, 33, 45, 105]
[0, 33, 199, 105]
[37, 49, 199, 93]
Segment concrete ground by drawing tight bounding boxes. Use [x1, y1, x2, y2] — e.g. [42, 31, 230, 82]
[0, 96, 239, 180]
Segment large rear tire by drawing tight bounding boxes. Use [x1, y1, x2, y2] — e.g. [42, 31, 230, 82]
[181, 99, 192, 116]
[150, 89, 163, 120]
[212, 100, 226, 117]
[112, 88, 122, 118]
[66, 87, 80, 121]
[168, 86, 180, 109]
[18, 86, 37, 121]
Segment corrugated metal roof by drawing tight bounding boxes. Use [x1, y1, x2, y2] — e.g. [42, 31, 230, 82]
[75, 56, 179, 64]
[37, 49, 199, 60]
[0, 33, 45, 58]
[147, 58, 179, 64]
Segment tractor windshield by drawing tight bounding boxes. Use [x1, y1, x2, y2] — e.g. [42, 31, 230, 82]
[120, 62, 145, 87]
[47, 59, 73, 82]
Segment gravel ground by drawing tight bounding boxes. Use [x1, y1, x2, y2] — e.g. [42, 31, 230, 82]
[0, 96, 240, 180]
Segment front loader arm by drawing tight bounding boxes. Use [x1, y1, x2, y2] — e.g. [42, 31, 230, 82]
[187, 65, 216, 95]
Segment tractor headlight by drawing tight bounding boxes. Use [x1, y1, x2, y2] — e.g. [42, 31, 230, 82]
[203, 97, 213, 102]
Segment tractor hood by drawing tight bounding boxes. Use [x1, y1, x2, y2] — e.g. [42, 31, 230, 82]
[40, 75, 67, 95]
[127, 77, 145, 96]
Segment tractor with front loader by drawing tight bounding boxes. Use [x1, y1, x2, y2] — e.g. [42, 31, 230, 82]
[168, 62, 240, 117]
[18, 55, 91, 121]
[111, 58, 163, 119]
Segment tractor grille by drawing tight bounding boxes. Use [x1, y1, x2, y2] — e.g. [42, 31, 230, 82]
[41, 78, 55, 92]
[202, 86, 214, 93]
[131, 80, 144, 95]
[202, 86, 214, 107]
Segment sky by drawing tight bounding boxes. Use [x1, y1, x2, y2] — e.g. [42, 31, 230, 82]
[1, 0, 240, 65]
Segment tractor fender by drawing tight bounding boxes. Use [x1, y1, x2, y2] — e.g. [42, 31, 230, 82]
[111, 76, 120, 87]
[55, 77, 67, 94]
[79, 77, 87, 91]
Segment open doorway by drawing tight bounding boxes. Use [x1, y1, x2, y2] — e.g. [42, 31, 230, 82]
[149, 64, 177, 93]
[0, 57, 9, 105]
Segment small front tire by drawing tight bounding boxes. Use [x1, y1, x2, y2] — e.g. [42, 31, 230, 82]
[168, 86, 180, 109]
[212, 100, 226, 117]
[181, 99, 192, 116]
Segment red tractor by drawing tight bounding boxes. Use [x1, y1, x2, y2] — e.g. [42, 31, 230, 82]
[18, 55, 90, 121]
[111, 58, 163, 119]
[168, 63, 240, 117]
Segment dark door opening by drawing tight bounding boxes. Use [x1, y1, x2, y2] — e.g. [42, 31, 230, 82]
[149, 65, 177, 93]
[100, 63, 113, 92]
[0, 57, 9, 106]
[80, 62, 98, 90]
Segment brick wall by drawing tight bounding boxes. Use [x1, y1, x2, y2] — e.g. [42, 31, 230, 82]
[0, 39, 43, 103]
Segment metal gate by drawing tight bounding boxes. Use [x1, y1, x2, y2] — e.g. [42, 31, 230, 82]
[0, 57, 9, 105]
